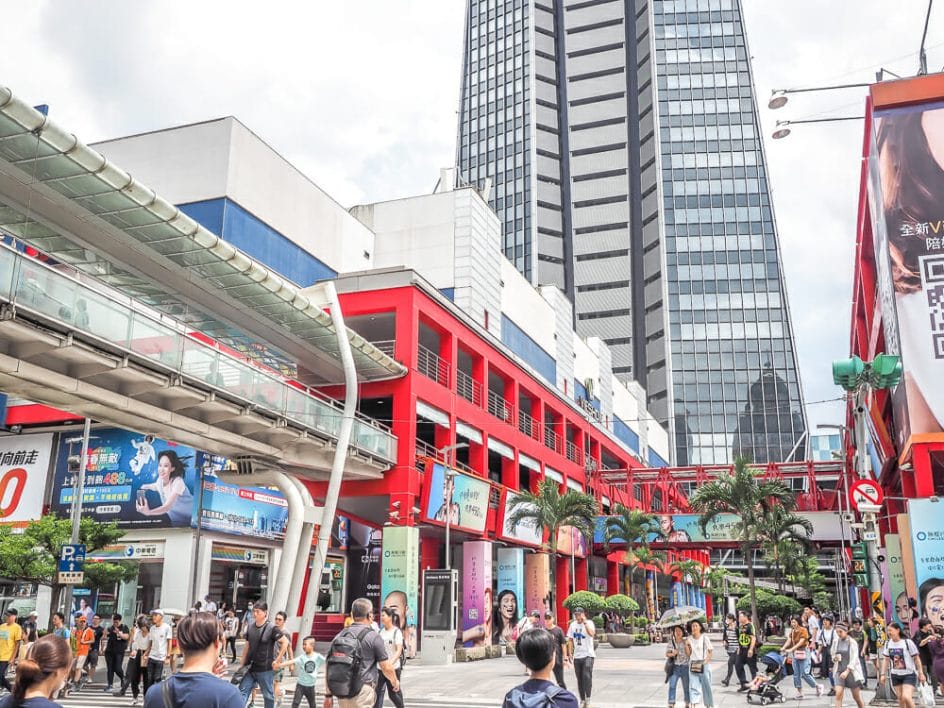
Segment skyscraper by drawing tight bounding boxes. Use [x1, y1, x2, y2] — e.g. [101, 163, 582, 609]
[456, 0, 806, 465]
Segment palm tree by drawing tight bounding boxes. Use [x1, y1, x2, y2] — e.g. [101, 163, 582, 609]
[506, 477, 599, 612]
[688, 457, 794, 628]
[631, 545, 666, 619]
[602, 505, 662, 598]
[757, 505, 813, 593]
[703, 565, 741, 613]
[666, 558, 705, 607]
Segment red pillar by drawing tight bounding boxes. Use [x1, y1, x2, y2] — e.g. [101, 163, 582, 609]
[575, 557, 589, 592]
[555, 556, 570, 623]
[607, 561, 620, 596]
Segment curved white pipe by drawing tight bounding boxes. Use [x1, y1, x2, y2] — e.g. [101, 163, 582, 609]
[215, 468, 303, 615]
[298, 281, 358, 651]
[285, 474, 316, 623]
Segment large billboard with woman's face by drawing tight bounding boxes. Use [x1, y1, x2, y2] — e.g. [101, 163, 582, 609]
[870, 100, 944, 444]
[908, 498, 944, 629]
[52, 428, 197, 529]
[422, 463, 489, 534]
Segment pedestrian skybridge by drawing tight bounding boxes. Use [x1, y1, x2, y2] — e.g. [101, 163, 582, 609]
[0, 86, 404, 478]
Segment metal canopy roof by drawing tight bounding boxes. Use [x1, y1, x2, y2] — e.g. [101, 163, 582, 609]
[0, 86, 406, 385]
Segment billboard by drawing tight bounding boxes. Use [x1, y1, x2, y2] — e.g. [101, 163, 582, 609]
[422, 463, 489, 534]
[869, 98, 944, 444]
[461, 541, 492, 648]
[347, 522, 382, 610]
[593, 512, 835, 544]
[524, 552, 551, 616]
[495, 548, 524, 645]
[884, 534, 917, 633]
[908, 498, 944, 628]
[52, 428, 197, 529]
[0, 433, 54, 523]
[195, 477, 288, 539]
[498, 490, 542, 547]
[556, 526, 587, 558]
[381, 526, 419, 657]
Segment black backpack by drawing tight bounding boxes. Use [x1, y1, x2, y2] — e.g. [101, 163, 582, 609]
[504, 683, 566, 707]
[326, 625, 371, 699]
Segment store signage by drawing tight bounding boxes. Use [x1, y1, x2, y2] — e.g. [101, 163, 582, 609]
[89, 541, 165, 560]
[593, 511, 838, 544]
[497, 490, 542, 547]
[212, 544, 269, 565]
[381, 526, 419, 657]
[577, 396, 603, 424]
[462, 541, 492, 648]
[52, 428, 198, 529]
[907, 498, 944, 626]
[422, 463, 489, 534]
[0, 433, 53, 523]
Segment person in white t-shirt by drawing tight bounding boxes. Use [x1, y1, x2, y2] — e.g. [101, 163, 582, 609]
[880, 622, 926, 708]
[377, 607, 405, 708]
[142, 609, 173, 691]
[566, 607, 596, 708]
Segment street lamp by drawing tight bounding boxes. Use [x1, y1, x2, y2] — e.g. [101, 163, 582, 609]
[437, 442, 469, 571]
[771, 116, 863, 140]
[767, 82, 872, 111]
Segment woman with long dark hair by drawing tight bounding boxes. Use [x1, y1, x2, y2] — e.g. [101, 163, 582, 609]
[493, 590, 520, 645]
[375, 606, 405, 708]
[0, 634, 72, 707]
[136, 450, 194, 525]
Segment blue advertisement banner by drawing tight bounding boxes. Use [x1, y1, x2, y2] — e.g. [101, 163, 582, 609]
[495, 548, 524, 645]
[423, 463, 489, 534]
[53, 428, 197, 529]
[908, 498, 944, 627]
[194, 453, 288, 539]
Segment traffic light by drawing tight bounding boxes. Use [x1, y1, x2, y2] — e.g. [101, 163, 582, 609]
[832, 356, 865, 391]
[869, 353, 902, 390]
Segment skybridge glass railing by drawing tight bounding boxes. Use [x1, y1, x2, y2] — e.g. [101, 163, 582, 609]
[0, 244, 396, 463]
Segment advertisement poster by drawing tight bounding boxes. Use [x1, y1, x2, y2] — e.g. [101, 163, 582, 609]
[195, 478, 288, 539]
[0, 433, 54, 524]
[495, 548, 524, 645]
[498, 491, 543, 547]
[53, 428, 197, 529]
[524, 552, 551, 616]
[347, 522, 382, 610]
[869, 100, 944, 444]
[461, 541, 492, 648]
[556, 526, 587, 557]
[908, 499, 944, 627]
[381, 526, 419, 657]
[885, 534, 912, 627]
[645, 569, 657, 619]
[593, 512, 832, 543]
[423, 463, 489, 534]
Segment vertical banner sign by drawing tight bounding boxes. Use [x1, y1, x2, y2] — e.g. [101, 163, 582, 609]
[347, 523, 382, 610]
[885, 535, 909, 626]
[908, 499, 944, 628]
[381, 526, 419, 657]
[495, 548, 525, 645]
[461, 541, 492, 648]
[524, 553, 551, 617]
[898, 514, 919, 613]
[645, 570, 657, 619]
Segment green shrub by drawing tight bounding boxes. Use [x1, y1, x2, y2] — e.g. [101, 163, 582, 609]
[563, 590, 607, 617]
[633, 633, 651, 644]
[604, 594, 640, 617]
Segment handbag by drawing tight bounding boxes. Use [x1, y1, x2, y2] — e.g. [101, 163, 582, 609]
[917, 682, 936, 708]
[794, 650, 807, 660]
[231, 664, 250, 685]
[665, 656, 676, 677]
[691, 660, 705, 674]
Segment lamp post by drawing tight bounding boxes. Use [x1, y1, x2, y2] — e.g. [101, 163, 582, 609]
[767, 82, 872, 110]
[817, 423, 853, 617]
[437, 442, 468, 571]
[771, 116, 863, 140]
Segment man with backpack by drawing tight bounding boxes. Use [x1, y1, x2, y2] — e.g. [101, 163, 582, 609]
[502, 628, 579, 708]
[237, 601, 290, 708]
[325, 598, 399, 708]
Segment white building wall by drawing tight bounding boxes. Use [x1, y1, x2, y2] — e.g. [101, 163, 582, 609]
[540, 287, 575, 397]
[500, 260, 557, 356]
[452, 189, 502, 339]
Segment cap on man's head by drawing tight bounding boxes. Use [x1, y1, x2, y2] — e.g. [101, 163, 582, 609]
[150, 608, 163, 616]
[29, 611, 37, 617]
[545, 611, 554, 620]
[574, 606, 585, 614]
[530, 610, 541, 618]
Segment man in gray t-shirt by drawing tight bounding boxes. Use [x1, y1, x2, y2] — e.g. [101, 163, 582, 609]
[327, 598, 399, 708]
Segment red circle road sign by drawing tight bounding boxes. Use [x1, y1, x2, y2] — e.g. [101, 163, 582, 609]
[849, 479, 884, 510]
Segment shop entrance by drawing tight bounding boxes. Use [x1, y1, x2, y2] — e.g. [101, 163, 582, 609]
[208, 544, 270, 612]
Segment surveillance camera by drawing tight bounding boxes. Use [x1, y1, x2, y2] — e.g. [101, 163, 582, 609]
[877, 554, 886, 563]
[412, 507, 421, 516]
[8, 425, 22, 435]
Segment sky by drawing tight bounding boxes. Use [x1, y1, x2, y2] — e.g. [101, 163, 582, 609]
[2, 1, 942, 441]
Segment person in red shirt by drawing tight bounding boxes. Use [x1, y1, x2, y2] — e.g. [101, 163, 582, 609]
[71, 614, 95, 689]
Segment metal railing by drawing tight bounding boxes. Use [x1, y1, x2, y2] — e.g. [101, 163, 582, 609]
[487, 390, 514, 424]
[456, 369, 483, 406]
[566, 440, 581, 465]
[417, 344, 450, 387]
[544, 426, 562, 454]
[0, 244, 397, 462]
[518, 409, 540, 440]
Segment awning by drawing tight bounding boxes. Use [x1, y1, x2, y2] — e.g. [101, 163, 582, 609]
[0, 86, 405, 385]
[566, 478, 583, 492]
[416, 400, 449, 427]
[519, 453, 541, 473]
[545, 466, 563, 483]
[487, 437, 514, 460]
[456, 420, 483, 445]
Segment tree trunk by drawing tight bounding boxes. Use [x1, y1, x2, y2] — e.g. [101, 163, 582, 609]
[745, 543, 759, 629]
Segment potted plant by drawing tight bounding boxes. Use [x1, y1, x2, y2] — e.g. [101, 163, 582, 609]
[604, 594, 640, 648]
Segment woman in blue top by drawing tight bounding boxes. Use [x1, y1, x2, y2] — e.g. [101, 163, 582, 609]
[0, 634, 72, 708]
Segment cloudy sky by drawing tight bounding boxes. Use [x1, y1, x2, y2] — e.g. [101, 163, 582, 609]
[3, 1, 942, 436]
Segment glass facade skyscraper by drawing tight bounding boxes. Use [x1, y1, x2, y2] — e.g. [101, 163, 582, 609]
[456, 0, 806, 465]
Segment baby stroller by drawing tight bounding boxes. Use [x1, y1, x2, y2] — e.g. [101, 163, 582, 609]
[746, 651, 790, 705]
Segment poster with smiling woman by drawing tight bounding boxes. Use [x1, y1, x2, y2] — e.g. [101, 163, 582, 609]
[908, 498, 944, 629]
